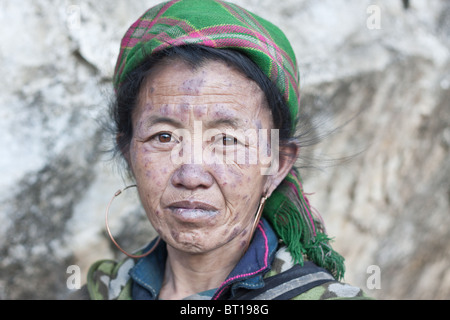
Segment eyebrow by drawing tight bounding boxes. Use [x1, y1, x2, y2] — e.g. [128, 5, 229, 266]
[204, 118, 245, 130]
[141, 115, 246, 130]
[142, 116, 183, 128]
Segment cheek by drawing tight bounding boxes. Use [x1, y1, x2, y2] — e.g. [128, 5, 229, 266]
[213, 163, 264, 215]
[130, 143, 172, 205]
[228, 164, 264, 193]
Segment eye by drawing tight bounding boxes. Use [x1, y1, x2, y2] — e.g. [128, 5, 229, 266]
[158, 133, 173, 143]
[222, 135, 237, 146]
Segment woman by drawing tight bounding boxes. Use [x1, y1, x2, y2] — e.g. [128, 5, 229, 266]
[82, 0, 368, 300]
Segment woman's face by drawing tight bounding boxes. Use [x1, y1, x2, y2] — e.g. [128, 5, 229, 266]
[128, 59, 284, 254]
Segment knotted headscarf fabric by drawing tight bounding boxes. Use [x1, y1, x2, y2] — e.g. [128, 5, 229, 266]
[113, 0, 344, 280]
[114, 0, 299, 127]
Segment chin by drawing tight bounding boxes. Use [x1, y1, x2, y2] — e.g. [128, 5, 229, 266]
[166, 227, 235, 254]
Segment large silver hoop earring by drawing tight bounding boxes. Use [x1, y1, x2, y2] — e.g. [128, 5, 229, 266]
[105, 185, 160, 259]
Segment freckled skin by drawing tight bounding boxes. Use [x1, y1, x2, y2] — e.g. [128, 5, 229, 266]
[193, 105, 207, 119]
[128, 60, 291, 257]
[180, 77, 206, 94]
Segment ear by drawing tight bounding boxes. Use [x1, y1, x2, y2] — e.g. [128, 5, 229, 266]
[263, 141, 299, 198]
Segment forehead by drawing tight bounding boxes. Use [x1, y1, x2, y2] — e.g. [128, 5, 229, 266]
[135, 59, 272, 128]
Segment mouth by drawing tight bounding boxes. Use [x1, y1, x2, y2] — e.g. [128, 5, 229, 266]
[167, 200, 220, 221]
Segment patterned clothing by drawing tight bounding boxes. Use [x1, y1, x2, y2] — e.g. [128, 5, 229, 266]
[81, 219, 368, 300]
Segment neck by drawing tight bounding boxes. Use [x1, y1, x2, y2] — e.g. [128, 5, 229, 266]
[159, 237, 245, 300]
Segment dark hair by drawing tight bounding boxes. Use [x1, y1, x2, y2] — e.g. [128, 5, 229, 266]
[110, 45, 296, 169]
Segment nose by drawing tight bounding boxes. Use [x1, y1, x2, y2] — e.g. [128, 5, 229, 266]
[171, 164, 214, 190]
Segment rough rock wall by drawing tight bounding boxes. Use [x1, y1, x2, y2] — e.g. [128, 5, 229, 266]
[0, 0, 448, 299]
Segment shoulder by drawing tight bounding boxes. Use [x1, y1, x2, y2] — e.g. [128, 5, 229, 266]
[291, 281, 371, 300]
[264, 246, 371, 300]
[84, 257, 136, 300]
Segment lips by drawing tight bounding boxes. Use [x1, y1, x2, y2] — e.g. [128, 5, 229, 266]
[167, 200, 219, 221]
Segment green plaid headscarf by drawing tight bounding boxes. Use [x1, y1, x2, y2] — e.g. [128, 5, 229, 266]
[113, 0, 345, 280]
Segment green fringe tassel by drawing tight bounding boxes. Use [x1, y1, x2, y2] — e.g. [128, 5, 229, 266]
[263, 170, 346, 281]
